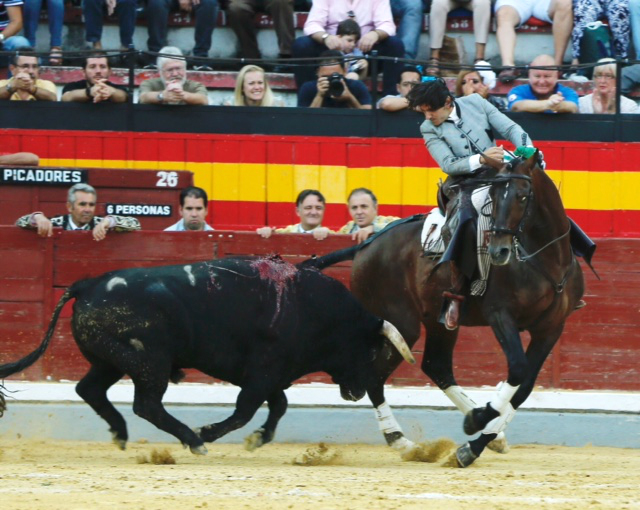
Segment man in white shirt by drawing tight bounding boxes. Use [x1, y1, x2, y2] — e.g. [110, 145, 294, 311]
[165, 186, 214, 231]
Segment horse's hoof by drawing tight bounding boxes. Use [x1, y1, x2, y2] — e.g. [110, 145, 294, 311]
[190, 444, 208, 455]
[463, 410, 480, 435]
[487, 434, 510, 454]
[455, 443, 478, 468]
[244, 429, 265, 452]
[110, 430, 127, 451]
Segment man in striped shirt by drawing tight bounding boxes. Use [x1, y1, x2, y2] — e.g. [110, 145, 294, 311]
[0, 0, 31, 67]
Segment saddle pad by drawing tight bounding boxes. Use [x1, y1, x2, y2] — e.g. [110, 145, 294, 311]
[421, 207, 446, 254]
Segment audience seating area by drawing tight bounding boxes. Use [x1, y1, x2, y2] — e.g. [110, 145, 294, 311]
[41, 5, 553, 35]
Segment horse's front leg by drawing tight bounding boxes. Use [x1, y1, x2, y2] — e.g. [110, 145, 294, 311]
[456, 310, 528, 467]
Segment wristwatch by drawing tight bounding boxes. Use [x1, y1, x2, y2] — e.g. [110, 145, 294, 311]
[0, 33, 5, 46]
[5, 81, 13, 94]
[321, 33, 330, 42]
[157, 92, 164, 103]
[85, 86, 93, 99]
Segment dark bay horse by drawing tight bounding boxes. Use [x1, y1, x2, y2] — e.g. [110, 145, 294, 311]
[306, 152, 586, 467]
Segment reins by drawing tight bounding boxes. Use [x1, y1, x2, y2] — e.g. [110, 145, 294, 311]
[487, 172, 575, 293]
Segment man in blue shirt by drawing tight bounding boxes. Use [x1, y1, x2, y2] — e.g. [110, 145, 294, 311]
[507, 54, 578, 113]
[297, 50, 372, 109]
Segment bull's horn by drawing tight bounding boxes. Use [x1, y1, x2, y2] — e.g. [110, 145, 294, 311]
[381, 321, 416, 364]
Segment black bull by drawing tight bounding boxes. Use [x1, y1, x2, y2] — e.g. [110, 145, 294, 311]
[0, 256, 414, 453]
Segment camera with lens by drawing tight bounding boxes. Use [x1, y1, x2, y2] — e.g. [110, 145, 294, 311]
[328, 72, 345, 97]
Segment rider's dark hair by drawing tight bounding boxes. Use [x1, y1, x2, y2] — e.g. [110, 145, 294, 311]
[296, 189, 326, 207]
[180, 186, 208, 207]
[347, 187, 378, 207]
[406, 78, 453, 111]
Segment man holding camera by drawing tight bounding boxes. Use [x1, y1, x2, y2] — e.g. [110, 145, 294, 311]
[297, 50, 372, 109]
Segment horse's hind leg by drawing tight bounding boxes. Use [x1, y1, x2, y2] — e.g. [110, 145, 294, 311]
[75, 364, 127, 449]
[244, 390, 288, 451]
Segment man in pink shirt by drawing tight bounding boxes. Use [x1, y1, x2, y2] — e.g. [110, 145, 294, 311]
[292, 0, 404, 97]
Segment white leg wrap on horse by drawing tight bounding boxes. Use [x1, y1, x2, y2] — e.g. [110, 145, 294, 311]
[374, 402, 403, 435]
[444, 386, 478, 414]
[490, 381, 519, 415]
[483, 403, 516, 435]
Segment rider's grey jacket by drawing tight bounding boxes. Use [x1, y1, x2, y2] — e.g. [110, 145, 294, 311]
[420, 93, 532, 176]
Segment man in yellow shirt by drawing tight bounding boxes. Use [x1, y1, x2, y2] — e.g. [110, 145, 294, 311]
[338, 188, 398, 243]
[0, 52, 56, 101]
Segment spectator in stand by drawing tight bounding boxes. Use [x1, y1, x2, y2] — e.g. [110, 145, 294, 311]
[139, 47, 209, 105]
[631, 0, 640, 58]
[145, 0, 219, 71]
[426, 0, 492, 77]
[15, 183, 141, 240]
[621, 64, 640, 94]
[23, 0, 64, 65]
[336, 19, 369, 81]
[0, 52, 57, 101]
[227, 0, 294, 66]
[455, 67, 506, 111]
[292, 0, 404, 97]
[507, 54, 578, 113]
[223, 64, 285, 106]
[0, 0, 32, 68]
[377, 65, 422, 111]
[494, 0, 573, 83]
[297, 50, 372, 109]
[571, 0, 629, 66]
[579, 58, 639, 113]
[390, 0, 423, 61]
[165, 186, 214, 231]
[337, 188, 398, 244]
[61, 53, 129, 103]
[83, 0, 136, 58]
[256, 189, 332, 240]
[0, 151, 39, 165]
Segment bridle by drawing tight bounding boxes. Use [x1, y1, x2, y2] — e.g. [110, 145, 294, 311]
[483, 172, 574, 293]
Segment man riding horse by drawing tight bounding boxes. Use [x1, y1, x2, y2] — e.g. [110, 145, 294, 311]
[406, 78, 535, 330]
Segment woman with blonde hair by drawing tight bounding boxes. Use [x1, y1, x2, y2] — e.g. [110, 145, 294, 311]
[224, 65, 284, 107]
[579, 58, 639, 114]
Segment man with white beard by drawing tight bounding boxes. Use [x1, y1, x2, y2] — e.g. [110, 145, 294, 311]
[138, 46, 209, 105]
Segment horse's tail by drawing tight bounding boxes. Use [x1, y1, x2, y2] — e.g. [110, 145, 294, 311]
[0, 282, 83, 381]
[298, 244, 361, 271]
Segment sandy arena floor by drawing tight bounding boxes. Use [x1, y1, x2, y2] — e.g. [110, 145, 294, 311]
[0, 437, 639, 510]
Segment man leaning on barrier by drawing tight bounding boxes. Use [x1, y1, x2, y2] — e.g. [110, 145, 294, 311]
[16, 183, 141, 241]
[0, 51, 56, 101]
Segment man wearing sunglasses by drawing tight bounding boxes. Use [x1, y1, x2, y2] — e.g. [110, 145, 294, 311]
[16, 183, 141, 241]
[0, 51, 56, 101]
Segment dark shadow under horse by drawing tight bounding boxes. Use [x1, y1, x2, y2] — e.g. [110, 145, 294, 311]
[304, 152, 591, 467]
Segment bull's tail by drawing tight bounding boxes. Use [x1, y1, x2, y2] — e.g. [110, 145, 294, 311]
[298, 244, 361, 271]
[0, 285, 79, 380]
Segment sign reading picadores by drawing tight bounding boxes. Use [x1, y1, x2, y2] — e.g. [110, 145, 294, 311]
[106, 204, 173, 217]
[1, 168, 87, 185]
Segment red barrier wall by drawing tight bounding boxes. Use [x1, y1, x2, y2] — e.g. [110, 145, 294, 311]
[0, 228, 637, 391]
[3, 129, 640, 238]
